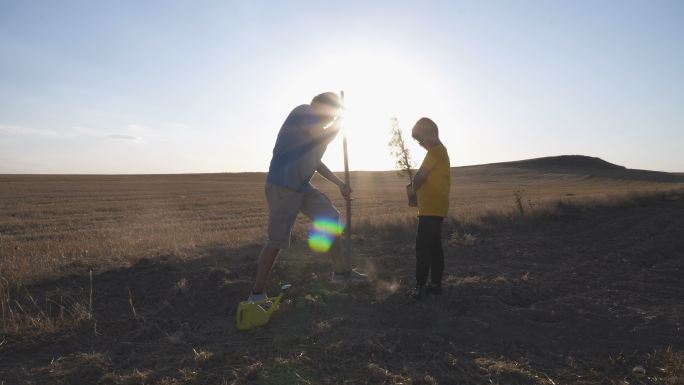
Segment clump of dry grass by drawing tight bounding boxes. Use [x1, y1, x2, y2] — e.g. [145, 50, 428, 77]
[647, 347, 684, 385]
[100, 368, 152, 385]
[0, 276, 92, 335]
[192, 348, 214, 365]
[448, 230, 477, 246]
[474, 355, 554, 384]
[513, 189, 527, 217]
[367, 363, 413, 384]
[584, 347, 684, 385]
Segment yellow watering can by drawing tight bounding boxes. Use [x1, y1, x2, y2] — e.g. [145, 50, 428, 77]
[236, 284, 292, 331]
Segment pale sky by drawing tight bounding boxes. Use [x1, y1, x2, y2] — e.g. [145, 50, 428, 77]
[1, 0, 682, 174]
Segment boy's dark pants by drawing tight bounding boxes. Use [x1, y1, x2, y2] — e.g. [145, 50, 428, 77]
[416, 216, 444, 287]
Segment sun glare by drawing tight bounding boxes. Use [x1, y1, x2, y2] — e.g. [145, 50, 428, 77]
[296, 50, 446, 171]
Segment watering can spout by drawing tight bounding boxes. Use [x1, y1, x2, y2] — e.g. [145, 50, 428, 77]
[265, 284, 291, 316]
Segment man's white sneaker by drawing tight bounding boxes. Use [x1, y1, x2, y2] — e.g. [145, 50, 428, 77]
[331, 269, 369, 284]
[247, 291, 272, 309]
[247, 291, 268, 302]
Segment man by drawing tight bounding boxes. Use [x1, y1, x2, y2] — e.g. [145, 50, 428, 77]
[248, 92, 368, 302]
[407, 117, 451, 300]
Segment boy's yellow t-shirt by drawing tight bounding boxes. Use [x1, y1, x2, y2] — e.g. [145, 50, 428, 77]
[417, 143, 451, 217]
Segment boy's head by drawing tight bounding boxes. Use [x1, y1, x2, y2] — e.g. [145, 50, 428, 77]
[311, 92, 342, 120]
[412, 117, 439, 149]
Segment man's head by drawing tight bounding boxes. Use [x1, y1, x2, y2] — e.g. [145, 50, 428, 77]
[311, 92, 342, 120]
[412, 117, 440, 149]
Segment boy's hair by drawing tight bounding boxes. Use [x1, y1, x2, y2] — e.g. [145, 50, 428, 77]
[311, 92, 341, 109]
[412, 117, 439, 137]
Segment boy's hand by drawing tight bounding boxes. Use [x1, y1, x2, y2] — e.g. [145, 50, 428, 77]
[340, 183, 353, 200]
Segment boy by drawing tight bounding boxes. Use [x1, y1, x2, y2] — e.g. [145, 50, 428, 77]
[407, 117, 451, 300]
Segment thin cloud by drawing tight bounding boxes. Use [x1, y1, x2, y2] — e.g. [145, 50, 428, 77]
[73, 126, 143, 143]
[0, 124, 57, 136]
[108, 134, 141, 141]
[0, 122, 176, 143]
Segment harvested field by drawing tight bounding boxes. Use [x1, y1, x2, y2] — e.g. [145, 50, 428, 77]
[1, 156, 683, 384]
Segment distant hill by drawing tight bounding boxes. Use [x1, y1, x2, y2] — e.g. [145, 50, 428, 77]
[457, 155, 684, 183]
[505, 155, 626, 170]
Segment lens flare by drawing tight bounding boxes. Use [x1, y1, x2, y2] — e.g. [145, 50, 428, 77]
[307, 218, 344, 253]
[308, 232, 334, 253]
[313, 218, 344, 236]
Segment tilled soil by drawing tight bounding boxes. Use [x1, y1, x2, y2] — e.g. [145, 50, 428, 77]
[1, 198, 683, 384]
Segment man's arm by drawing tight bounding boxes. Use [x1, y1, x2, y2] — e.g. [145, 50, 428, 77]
[316, 117, 342, 147]
[308, 116, 341, 139]
[317, 161, 351, 199]
[317, 161, 344, 187]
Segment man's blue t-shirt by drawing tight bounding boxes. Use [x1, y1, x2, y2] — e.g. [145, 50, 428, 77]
[267, 105, 337, 192]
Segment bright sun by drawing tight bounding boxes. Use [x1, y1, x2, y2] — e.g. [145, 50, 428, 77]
[296, 50, 446, 171]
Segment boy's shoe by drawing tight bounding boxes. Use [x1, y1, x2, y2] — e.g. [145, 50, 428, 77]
[426, 283, 443, 295]
[409, 285, 426, 300]
[331, 269, 369, 285]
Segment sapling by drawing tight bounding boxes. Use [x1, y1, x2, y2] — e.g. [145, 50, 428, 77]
[388, 117, 417, 206]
